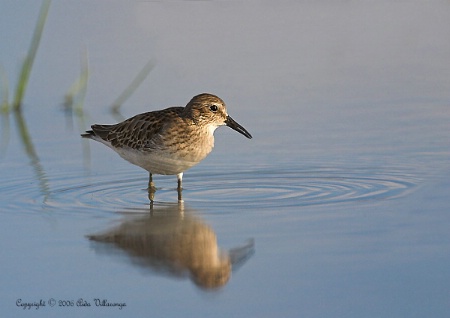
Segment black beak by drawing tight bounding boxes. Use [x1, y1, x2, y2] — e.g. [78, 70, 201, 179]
[225, 116, 252, 139]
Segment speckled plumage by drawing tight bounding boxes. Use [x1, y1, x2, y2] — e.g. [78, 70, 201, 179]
[82, 93, 252, 196]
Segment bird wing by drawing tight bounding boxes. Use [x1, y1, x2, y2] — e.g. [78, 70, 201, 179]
[87, 107, 184, 150]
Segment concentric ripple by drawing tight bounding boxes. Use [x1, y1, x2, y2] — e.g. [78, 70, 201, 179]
[0, 165, 420, 215]
[183, 167, 419, 209]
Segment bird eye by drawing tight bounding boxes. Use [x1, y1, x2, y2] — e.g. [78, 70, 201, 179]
[209, 105, 218, 112]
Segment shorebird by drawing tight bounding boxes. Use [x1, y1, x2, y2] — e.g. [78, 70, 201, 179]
[82, 93, 252, 200]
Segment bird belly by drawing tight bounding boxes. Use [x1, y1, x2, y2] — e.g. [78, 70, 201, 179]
[115, 147, 203, 175]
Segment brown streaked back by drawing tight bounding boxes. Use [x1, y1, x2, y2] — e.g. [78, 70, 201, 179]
[88, 107, 184, 150]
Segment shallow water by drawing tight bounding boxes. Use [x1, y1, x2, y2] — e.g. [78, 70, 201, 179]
[1, 1, 450, 317]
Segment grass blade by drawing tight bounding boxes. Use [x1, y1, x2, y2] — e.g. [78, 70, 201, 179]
[12, 0, 51, 110]
[64, 48, 90, 114]
[0, 65, 9, 113]
[111, 59, 155, 114]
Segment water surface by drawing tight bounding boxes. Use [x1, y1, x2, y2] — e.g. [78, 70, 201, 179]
[1, 1, 450, 317]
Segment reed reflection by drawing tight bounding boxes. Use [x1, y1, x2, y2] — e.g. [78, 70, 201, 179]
[87, 202, 254, 289]
[0, 108, 50, 199]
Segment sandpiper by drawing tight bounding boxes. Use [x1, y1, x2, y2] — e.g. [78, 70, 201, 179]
[82, 93, 252, 200]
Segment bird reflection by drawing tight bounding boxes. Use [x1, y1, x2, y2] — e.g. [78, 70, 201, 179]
[87, 202, 254, 289]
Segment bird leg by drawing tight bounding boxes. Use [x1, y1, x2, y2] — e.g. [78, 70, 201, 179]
[177, 172, 183, 202]
[148, 172, 155, 190]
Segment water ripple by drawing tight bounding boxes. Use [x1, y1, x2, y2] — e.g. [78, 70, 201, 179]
[43, 166, 419, 213]
[184, 167, 418, 209]
[0, 165, 419, 215]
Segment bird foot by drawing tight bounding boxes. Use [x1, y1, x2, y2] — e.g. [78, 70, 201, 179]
[147, 183, 156, 203]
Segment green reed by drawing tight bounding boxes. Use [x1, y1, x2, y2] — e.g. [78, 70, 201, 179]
[0, 65, 9, 113]
[64, 48, 90, 115]
[12, 0, 51, 110]
[111, 59, 155, 114]
[0, 0, 52, 197]
[1, 0, 155, 197]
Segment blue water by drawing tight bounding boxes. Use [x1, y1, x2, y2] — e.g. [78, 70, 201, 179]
[1, 1, 450, 317]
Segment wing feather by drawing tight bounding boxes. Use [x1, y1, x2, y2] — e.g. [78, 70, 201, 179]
[85, 107, 184, 150]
